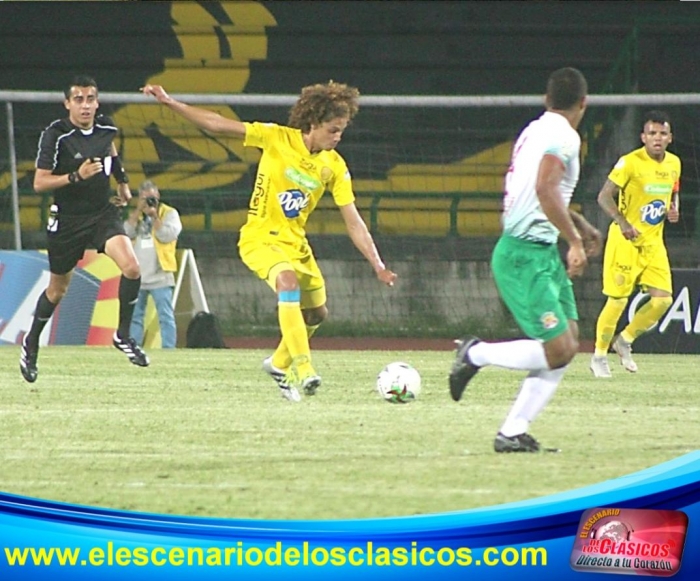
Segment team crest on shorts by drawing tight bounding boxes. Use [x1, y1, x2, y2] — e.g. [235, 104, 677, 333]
[540, 311, 559, 330]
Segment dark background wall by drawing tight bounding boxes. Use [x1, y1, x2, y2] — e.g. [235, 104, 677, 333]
[2, 1, 699, 336]
[1, 1, 693, 92]
[1, 1, 699, 242]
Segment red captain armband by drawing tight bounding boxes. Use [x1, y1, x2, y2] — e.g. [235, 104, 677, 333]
[111, 155, 129, 185]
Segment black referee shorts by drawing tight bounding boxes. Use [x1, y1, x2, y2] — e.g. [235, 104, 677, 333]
[46, 205, 126, 275]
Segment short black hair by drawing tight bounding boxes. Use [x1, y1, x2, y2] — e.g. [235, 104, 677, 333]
[546, 67, 587, 110]
[64, 75, 98, 99]
[641, 110, 671, 131]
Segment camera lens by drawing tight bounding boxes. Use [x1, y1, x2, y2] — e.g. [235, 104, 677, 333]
[146, 197, 158, 207]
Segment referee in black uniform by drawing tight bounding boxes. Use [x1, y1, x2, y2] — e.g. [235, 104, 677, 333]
[20, 75, 149, 383]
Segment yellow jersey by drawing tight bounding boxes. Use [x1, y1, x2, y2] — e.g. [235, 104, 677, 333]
[239, 122, 355, 246]
[608, 146, 681, 246]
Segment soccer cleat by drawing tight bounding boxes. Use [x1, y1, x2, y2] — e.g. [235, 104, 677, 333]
[262, 357, 301, 402]
[590, 355, 612, 378]
[449, 336, 481, 401]
[300, 373, 322, 396]
[611, 335, 638, 373]
[112, 332, 150, 367]
[19, 337, 39, 383]
[287, 355, 321, 396]
[494, 432, 560, 454]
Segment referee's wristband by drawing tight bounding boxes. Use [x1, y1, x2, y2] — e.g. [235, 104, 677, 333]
[68, 171, 84, 184]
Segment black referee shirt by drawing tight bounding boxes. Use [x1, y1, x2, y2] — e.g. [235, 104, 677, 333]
[35, 113, 118, 216]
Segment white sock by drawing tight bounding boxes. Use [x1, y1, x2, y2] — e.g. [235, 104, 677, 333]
[499, 366, 566, 437]
[468, 339, 549, 371]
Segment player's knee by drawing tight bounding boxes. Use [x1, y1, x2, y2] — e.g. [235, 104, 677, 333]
[122, 261, 140, 280]
[275, 270, 299, 293]
[606, 296, 628, 315]
[650, 295, 673, 315]
[564, 337, 579, 364]
[304, 305, 328, 326]
[557, 342, 578, 367]
[545, 333, 578, 368]
[47, 285, 68, 304]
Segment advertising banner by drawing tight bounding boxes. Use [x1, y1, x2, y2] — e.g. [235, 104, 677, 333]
[0, 249, 205, 348]
[624, 269, 700, 354]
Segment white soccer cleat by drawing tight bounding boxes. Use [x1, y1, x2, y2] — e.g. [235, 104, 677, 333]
[590, 355, 612, 378]
[611, 335, 638, 373]
[300, 373, 322, 396]
[262, 356, 301, 402]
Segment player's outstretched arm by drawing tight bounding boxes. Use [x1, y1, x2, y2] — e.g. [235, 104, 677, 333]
[140, 84, 246, 137]
[339, 203, 397, 286]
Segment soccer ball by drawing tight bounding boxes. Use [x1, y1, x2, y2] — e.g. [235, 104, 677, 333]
[376, 362, 422, 403]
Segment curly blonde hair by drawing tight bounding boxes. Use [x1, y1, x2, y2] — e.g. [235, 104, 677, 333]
[288, 81, 360, 132]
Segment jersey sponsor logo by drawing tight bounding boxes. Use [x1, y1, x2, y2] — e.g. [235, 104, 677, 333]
[643, 184, 672, 195]
[285, 167, 321, 191]
[278, 189, 309, 218]
[640, 200, 666, 225]
[540, 311, 559, 330]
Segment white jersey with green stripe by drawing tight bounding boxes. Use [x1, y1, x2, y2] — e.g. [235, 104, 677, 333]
[502, 111, 581, 244]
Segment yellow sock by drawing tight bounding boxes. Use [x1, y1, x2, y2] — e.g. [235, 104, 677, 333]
[272, 323, 320, 370]
[277, 300, 313, 376]
[622, 296, 673, 342]
[594, 297, 628, 355]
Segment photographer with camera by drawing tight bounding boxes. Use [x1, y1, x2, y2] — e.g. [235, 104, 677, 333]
[125, 180, 182, 348]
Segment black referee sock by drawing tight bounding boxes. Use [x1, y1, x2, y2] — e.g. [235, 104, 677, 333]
[26, 290, 57, 349]
[117, 275, 141, 339]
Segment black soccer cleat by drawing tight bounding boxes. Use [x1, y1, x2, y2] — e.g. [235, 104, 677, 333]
[449, 336, 481, 401]
[19, 337, 39, 383]
[113, 333, 150, 367]
[493, 432, 560, 454]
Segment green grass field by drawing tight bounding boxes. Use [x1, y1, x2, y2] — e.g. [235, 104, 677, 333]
[0, 346, 696, 521]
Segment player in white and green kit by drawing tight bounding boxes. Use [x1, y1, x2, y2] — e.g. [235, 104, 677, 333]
[449, 68, 602, 453]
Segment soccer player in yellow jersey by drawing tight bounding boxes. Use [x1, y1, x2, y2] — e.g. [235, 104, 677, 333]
[142, 82, 397, 400]
[590, 111, 680, 378]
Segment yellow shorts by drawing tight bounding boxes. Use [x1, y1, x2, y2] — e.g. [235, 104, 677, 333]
[602, 231, 672, 297]
[239, 240, 327, 309]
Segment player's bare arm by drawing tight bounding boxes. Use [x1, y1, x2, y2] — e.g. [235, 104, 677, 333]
[140, 84, 246, 137]
[339, 203, 397, 286]
[535, 155, 586, 277]
[570, 209, 602, 257]
[596, 179, 639, 240]
[667, 191, 680, 223]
